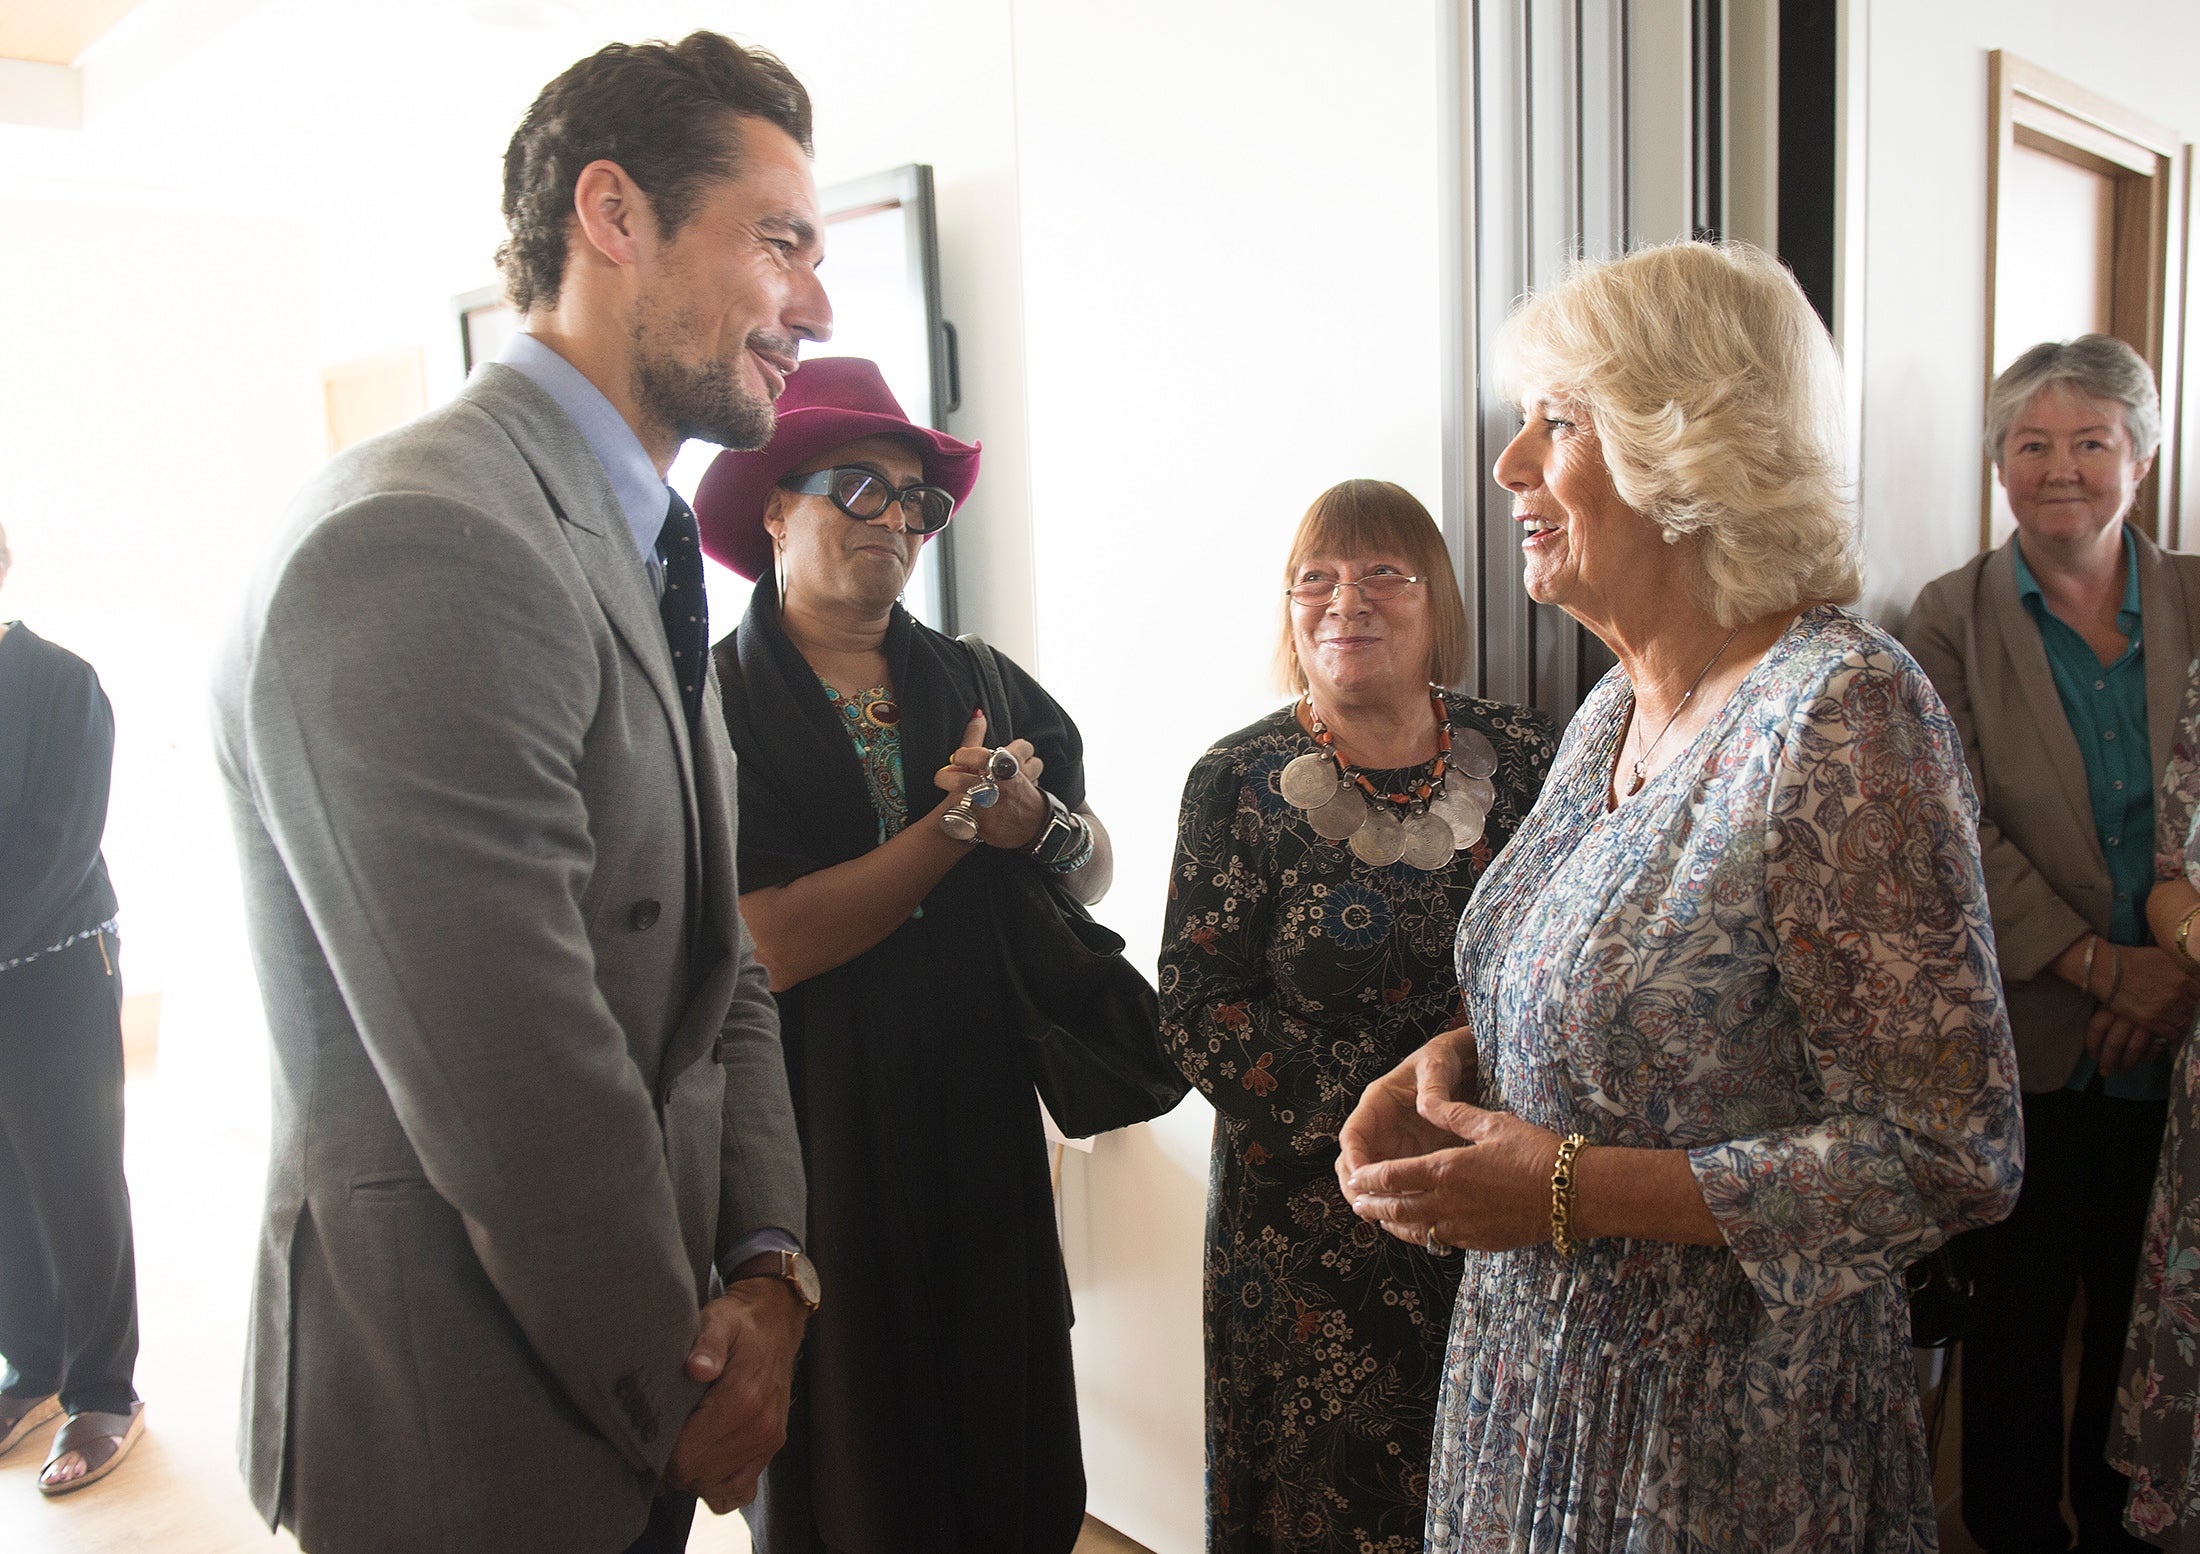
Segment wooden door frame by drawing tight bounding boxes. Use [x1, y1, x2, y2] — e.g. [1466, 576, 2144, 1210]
[1984, 50, 2189, 550]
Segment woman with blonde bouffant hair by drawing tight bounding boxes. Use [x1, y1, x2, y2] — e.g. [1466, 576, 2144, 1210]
[1159, 479, 1556, 1553]
[1340, 242, 2022, 1551]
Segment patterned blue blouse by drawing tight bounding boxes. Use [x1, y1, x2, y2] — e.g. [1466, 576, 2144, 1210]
[820, 681, 909, 841]
[1428, 607, 2024, 1552]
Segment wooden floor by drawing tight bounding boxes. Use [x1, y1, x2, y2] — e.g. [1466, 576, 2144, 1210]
[0, 1069, 1152, 1554]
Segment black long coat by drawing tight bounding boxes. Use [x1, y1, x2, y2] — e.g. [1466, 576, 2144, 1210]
[715, 588, 1087, 1554]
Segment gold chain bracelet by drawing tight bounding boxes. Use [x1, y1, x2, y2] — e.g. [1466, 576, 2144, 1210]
[1550, 1133, 1588, 1257]
[2178, 903, 2200, 971]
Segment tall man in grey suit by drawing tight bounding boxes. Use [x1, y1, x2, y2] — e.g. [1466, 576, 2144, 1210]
[214, 33, 830, 1554]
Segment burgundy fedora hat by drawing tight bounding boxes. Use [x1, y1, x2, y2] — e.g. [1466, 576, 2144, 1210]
[694, 356, 980, 581]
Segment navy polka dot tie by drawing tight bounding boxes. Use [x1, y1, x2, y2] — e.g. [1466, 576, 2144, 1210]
[656, 492, 708, 733]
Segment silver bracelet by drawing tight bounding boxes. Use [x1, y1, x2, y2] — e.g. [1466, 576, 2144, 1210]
[1042, 813, 1096, 874]
[1025, 789, 1091, 871]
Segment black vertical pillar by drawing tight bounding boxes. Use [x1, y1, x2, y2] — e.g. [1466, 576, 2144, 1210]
[1692, 0, 1725, 241]
[1777, 0, 1839, 329]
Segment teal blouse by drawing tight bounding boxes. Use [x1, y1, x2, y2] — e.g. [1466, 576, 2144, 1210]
[2014, 533, 2169, 1099]
[819, 681, 909, 841]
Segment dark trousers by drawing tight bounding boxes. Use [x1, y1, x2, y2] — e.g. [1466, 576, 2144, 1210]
[0, 933, 139, 1416]
[1958, 1085, 2165, 1553]
[622, 1493, 697, 1553]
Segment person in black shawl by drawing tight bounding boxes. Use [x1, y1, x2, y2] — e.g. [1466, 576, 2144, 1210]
[0, 521, 145, 1494]
[694, 357, 1106, 1554]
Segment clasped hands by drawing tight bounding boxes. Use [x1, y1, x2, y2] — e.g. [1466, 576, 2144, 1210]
[1335, 1024, 1567, 1254]
[931, 709, 1048, 849]
[2084, 943, 2200, 1076]
[662, 1265, 809, 1514]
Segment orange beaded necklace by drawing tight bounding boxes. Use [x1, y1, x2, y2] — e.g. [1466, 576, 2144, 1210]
[1304, 686, 1452, 812]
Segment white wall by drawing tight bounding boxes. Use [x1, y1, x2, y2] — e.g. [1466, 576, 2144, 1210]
[1853, 0, 2200, 623]
[0, 153, 324, 1114]
[1010, 3, 1444, 1544]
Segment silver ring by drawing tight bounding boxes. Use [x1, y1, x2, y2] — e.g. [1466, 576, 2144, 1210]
[1424, 1226, 1447, 1255]
[939, 797, 981, 843]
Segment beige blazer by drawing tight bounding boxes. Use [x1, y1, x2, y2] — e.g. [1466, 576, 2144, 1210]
[212, 365, 806, 1554]
[1901, 525, 2200, 1090]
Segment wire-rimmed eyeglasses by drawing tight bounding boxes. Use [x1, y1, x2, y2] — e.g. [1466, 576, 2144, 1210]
[1284, 573, 1426, 607]
[780, 467, 957, 536]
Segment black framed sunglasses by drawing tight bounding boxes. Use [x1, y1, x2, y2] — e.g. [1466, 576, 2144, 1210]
[779, 466, 957, 536]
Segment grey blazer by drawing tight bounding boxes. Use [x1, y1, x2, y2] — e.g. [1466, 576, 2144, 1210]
[1902, 525, 2200, 1091]
[212, 365, 805, 1554]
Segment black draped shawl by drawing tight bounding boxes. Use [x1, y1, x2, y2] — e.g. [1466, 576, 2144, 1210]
[714, 586, 1086, 1554]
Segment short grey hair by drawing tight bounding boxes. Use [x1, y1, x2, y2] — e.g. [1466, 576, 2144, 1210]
[1494, 240, 1861, 628]
[1985, 335, 2160, 470]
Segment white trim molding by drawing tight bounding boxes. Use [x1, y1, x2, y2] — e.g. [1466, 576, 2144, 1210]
[0, 58, 81, 129]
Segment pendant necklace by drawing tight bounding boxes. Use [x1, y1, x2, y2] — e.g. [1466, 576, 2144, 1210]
[1623, 626, 1741, 797]
[1278, 687, 1499, 870]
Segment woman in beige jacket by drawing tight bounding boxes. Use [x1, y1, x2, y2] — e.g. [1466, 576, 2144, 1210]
[1903, 333, 2200, 1554]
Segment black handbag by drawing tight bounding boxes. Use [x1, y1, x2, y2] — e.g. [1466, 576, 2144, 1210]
[960, 636, 1191, 1136]
[1904, 1244, 1976, 1349]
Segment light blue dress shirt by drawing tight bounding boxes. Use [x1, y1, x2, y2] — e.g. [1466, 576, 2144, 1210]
[496, 333, 801, 1270]
[496, 332, 671, 592]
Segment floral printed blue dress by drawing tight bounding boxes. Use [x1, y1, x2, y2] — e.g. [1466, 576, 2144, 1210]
[1429, 607, 2024, 1552]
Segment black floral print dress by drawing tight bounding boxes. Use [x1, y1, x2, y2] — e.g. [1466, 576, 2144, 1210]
[1159, 692, 1557, 1554]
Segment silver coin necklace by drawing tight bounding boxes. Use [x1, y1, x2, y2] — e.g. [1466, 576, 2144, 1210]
[1278, 687, 1495, 871]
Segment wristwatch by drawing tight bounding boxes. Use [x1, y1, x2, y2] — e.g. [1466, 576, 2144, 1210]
[1024, 789, 1084, 865]
[732, 1249, 822, 1313]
